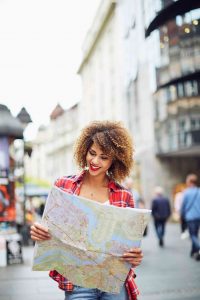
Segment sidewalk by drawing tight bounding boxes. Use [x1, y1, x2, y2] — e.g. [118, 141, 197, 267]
[0, 222, 199, 300]
[0, 246, 63, 300]
[136, 222, 200, 300]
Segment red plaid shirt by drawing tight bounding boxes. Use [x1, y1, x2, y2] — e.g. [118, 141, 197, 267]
[49, 171, 140, 300]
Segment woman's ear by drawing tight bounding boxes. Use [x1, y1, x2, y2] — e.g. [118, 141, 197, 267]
[107, 163, 114, 176]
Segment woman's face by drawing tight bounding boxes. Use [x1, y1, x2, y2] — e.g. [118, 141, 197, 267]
[86, 142, 113, 177]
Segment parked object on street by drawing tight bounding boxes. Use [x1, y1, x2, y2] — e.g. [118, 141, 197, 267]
[0, 223, 23, 266]
[30, 120, 144, 300]
[0, 236, 7, 266]
[181, 174, 200, 261]
[151, 186, 171, 247]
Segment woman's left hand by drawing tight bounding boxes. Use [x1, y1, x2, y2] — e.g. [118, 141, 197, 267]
[122, 248, 143, 267]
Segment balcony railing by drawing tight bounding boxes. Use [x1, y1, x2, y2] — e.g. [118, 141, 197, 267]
[145, 0, 200, 37]
[156, 129, 200, 156]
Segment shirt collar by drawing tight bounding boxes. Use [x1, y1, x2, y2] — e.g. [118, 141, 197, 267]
[71, 170, 119, 192]
[108, 180, 119, 192]
[71, 170, 86, 183]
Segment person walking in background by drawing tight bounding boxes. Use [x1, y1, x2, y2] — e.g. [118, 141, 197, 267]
[174, 185, 188, 239]
[30, 120, 143, 300]
[181, 174, 200, 261]
[124, 177, 141, 208]
[151, 186, 171, 247]
[124, 178, 148, 236]
[138, 199, 148, 237]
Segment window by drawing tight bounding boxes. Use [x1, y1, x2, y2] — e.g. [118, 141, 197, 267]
[185, 81, 194, 97]
[177, 83, 184, 98]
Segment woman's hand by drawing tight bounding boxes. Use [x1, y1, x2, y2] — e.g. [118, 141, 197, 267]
[30, 222, 51, 241]
[122, 248, 143, 267]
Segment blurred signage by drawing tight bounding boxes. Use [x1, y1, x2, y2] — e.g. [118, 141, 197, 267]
[0, 184, 16, 222]
[0, 137, 16, 222]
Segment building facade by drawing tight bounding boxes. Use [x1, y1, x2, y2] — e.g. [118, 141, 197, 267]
[78, 0, 126, 126]
[144, 0, 200, 197]
[118, 0, 156, 196]
[78, 0, 159, 200]
[27, 104, 79, 184]
[26, 0, 200, 204]
[78, 0, 200, 203]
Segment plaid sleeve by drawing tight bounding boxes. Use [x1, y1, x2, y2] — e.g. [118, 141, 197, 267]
[49, 270, 73, 291]
[126, 268, 140, 300]
[127, 192, 135, 208]
[125, 193, 139, 300]
[54, 176, 74, 190]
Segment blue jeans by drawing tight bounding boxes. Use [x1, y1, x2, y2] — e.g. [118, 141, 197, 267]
[64, 284, 128, 300]
[187, 219, 200, 255]
[154, 220, 166, 240]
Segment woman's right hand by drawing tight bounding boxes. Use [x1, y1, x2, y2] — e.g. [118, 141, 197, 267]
[30, 222, 51, 241]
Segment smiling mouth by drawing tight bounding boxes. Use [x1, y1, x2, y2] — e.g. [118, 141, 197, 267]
[90, 164, 100, 171]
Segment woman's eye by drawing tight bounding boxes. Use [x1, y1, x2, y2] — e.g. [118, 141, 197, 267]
[89, 151, 95, 156]
[101, 157, 108, 160]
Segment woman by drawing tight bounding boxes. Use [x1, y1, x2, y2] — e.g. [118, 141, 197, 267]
[30, 120, 143, 300]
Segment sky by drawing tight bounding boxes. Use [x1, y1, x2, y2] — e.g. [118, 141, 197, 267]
[0, 0, 100, 139]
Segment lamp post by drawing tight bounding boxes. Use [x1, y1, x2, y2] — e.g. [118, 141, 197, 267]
[16, 108, 32, 226]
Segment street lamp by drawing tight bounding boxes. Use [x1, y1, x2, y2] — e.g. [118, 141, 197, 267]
[16, 108, 32, 226]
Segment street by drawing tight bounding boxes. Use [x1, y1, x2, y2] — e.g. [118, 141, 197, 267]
[136, 222, 200, 300]
[0, 221, 200, 300]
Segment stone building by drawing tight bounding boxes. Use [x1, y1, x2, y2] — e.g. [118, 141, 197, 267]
[27, 103, 79, 184]
[143, 0, 200, 199]
[78, 0, 200, 203]
[78, 0, 125, 126]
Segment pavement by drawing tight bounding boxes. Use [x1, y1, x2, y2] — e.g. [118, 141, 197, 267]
[0, 221, 200, 300]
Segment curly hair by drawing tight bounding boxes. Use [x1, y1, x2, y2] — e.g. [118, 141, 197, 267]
[74, 120, 134, 182]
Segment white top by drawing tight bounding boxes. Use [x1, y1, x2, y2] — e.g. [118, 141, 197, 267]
[104, 200, 110, 205]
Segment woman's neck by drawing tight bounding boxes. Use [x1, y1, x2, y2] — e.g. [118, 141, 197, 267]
[84, 171, 108, 188]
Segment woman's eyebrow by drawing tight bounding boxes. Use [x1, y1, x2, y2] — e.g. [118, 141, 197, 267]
[90, 148, 108, 156]
[89, 148, 96, 153]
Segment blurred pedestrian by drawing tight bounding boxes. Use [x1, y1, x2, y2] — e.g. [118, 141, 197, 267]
[181, 174, 200, 261]
[138, 199, 148, 236]
[174, 185, 188, 239]
[38, 202, 45, 217]
[124, 177, 141, 208]
[30, 120, 143, 300]
[124, 178, 148, 236]
[151, 186, 171, 247]
[15, 200, 24, 234]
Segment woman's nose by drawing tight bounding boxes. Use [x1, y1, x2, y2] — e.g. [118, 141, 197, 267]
[92, 156, 100, 164]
